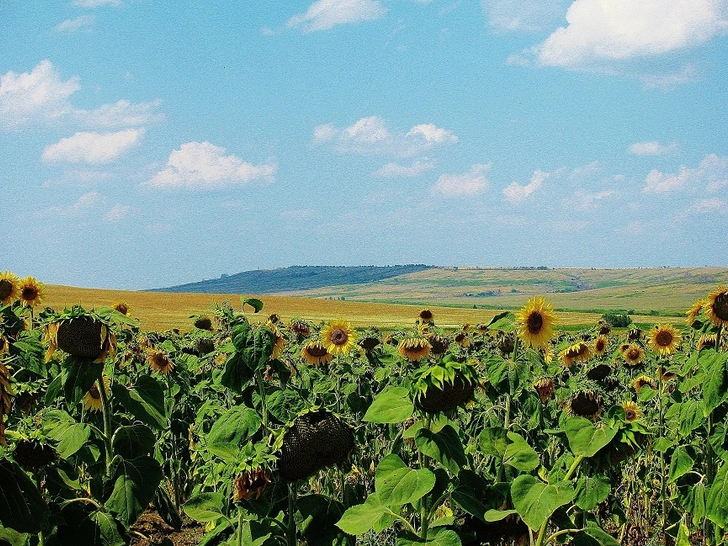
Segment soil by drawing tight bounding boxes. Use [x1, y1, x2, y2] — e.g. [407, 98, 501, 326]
[130, 509, 205, 546]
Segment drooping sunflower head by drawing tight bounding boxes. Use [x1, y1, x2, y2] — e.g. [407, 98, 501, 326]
[0, 271, 20, 306]
[232, 467, 272, 502]
[418, 309, 434, 323]
[633, 374, 656, 394]
[112, 301, 131, 317]
[685, 298, 706, 326]
[598, 321, 611, 336]
[698, 334, 717, 351]
[454, 331, 471, 348]
[656, 365, 677, 382]
[82, 376, 110, 413]
[593, 336, 608, 356]
[290, 320, 311, 338]
[621, 401, 642, 422]
[648, 324, 681, 356]
[516, 296, 557, 349]
[321, 319, 356, 356]
[618, 342, 631, 354]
[301, 340, 333, 366]
[193, 316, 213, 330]
[265, 321, 285, 360]
[533, 377, 555, 402]
[397, 337, 431, 362]
[706, 286, 728, 327]
[18, 276, 44, 308]
[627, 328, 642, 342]
[426, 333, 450, 355]
[560, 341, 591, 368]
[147, 350, 174, 374]
[568, 390, 603, 420]
[622, 344, 644, 366]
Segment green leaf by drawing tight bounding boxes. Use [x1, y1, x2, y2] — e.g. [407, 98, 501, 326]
[510, 475, 575, 531]
[503, 432, 539, 472]
[295, 494, 349, 546]
[706, 458, 728, 527]
[205, 406, 262, 463]
[668, 446, 695, 484]
[677, 400, 704, 436]
[41, 409, 91, 459]
[112, 375, 167, 430]
[0, 459, 50, 534]
[105, 456, 163, 529]
[574, 475, 610, 511]
[0, 526, 27, 546]
[415, 425, 467, 475]
[676, 522, 691, 546]
[563, 417, 618, 458]
[580, 524, 620, 546]
[375, 454, 436, 507]
[111, 424, 157, 459]
[478, 427, 508, 458]
[701, 350, 728, 416]
[62, 357, 103, 405]
[363, 387, 414, 424]
[183, 493, 226, 523]
[336, 493, 395, 535]
[221, 323, 274, 391]
[396, 528, 462, 546]
[241, 297, 264, 313]
[89, 510, 126, 546]
[484, 509, 519, 522]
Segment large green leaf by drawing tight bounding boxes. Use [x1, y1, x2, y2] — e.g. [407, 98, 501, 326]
[706, 458, 728, 527]
[363, 387, 414, 424]
[183, 492, 226, 523]
[62, 357, 103, 405]
[478, 427, 508, 458]
[112, 375, 167, 430]
[111, 424, 157, 459]
[41, 409, 91, 458]
[205, 406, 262, 463]
[503, 432, 539, 472]
[668, 446, 695, 484]
[510, 475, 575, 531]
[336, 493, 395, 535]
[296, 494, 351, 546]
[0, 526, 27, 546]
[415, 425, 467, 475]
[375, 454, 436, 507]
[700, 350, 728, 416]
[105, 456, 163, 529]
[563, 417, 617, 458]
[221, 323, 274, 392]
[397, 528, 462, 546]
[0, 459, 50, 534]
[574, 475, 610, 510]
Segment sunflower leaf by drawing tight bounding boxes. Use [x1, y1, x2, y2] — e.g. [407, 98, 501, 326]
[363, 387, 413, 424]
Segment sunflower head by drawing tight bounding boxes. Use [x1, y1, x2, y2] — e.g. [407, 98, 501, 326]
[418, 309, 434, 323]
[426, 333, 450, 355]
[627, 328, 642, 342]
[598, 322, 611, 336]
[301, 340, 333, 366]
[83, 375, 110, 413]
[686, 298, 706, 326]
[560, 341, 591, 368]
[621, 401, 642, 422]
[568, 390, 603, 420]
[656, 365, 677, 382]
[454, 331, 471, 348]
[321, 319, 356, 356]
[533, 377, 555, 402]
[290, 320, 312, 338]
[622, 344, 644, 366]
[397, 337, 431, 362]
[516, 296, 557, 349]
[0, 272, 20, 306]
[233, 467, 272, 502]
[633, 374, 656, 394]
[698, 334, 717, 351]
[648, 324, 681, 356]
[706, 286, 728, 327]
[147, 350, 174, 374]
[194, 316, 213, 330]
[593, 336, 608, 356]
[265, 321, 285, 360]
[18, 277, 44, 308]
[112, 301, 131, 317]
[13, 439, 57, 470]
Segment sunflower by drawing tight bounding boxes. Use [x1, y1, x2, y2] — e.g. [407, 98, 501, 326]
[266, 321, 285, 359]
[627, 328, 642, 342]
[618, 343, 631, 354]
[656, 365, 677, 382]
[476, 323, 489, 334]
[621, 401, 642, 422]
[622, 344, 644, 366]
[568, 391, 603, 420]
[147, 350, 174, 374]
[685, 298, 706, 326]
[83, 376, 110, 413]
[560, 341, 591, 368]
[232, 467, 272, 502]
[194, 316, 213, 330]
[290, 320, 311, 338]
[418, 309, 434, 323]
[321, 319, 356, 356]
[533, 377, 554, 402]
[0, 271, 20, 305]
[18, 276, 44, 308]
[398, 337, 431, 362]
[112, 301, 131, 316]
[301, 340, 333, 366]
[516, 296, 557, 349]
[593, 336, 608, 356]
[705, 286, 728, 327]
[648, 324, 681, 356]
[427, 333, 449, 355]
[698, 334, 717, 351]
[633, 375, 656, 394]
[454, 331, 471, 348]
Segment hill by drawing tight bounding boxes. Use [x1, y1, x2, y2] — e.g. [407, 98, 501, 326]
[151, 265, 432, 294]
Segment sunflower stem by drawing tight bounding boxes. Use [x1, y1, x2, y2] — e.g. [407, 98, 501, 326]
[657, 363, 667, 534]
[418, 414, 432, 541]
[287, 482, 297, 546]
[97, 377, 113, 477]
[255, 369, 268, 430]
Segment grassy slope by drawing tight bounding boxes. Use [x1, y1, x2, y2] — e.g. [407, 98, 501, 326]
[41, 266, 727, 333]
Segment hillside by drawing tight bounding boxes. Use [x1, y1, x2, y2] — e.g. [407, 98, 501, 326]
[151, 265, 432, 294]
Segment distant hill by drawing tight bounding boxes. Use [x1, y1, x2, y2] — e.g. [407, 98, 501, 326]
[151, 265, 433, 294]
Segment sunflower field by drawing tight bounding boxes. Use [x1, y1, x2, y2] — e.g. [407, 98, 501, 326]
[1, 269, 728, 546]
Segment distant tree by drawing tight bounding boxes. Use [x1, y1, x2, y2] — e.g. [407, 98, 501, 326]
[602, 311, 632, 328]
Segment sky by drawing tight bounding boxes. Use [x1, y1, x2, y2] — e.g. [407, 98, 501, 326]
[1, 0, 727, 290]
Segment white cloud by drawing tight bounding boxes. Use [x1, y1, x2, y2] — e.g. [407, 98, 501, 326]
[73, 99, 164, 128]
[39, 191, 103, 219]
[628, 140, 679, 156]
[431, 163, 491, 197]
[688, 198, 726, 213]
[565, 189, 615, 210]
[0, 60, 79, 127]
[104, 204, 130, 222]
[280, 209, 318, 220]
[314, 116, 457, 157]
[146, 141, 277, 190]
[531, 0, 728, 68]
[503, 170, 549, 203]
[287, 0, 388, 32]
[42, 129, 144, 164]
[482, 0, 573, 32]
[54, 15, 95, 33]
[72, 0, 121, 6]
[643, 153, 728, 193]
[373, 159, 436, 178]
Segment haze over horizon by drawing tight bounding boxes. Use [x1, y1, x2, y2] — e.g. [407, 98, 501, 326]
[2, 1, 727, 290]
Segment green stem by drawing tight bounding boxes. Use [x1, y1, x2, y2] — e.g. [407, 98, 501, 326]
[658, 365, 667, 533]
[534, 455, 584, 546]
[287, 482, 297, 546]
[419, 414, 432, 541]
[98, 377, 113, 476]
[238, 507, 244, 546]
[255, 369, 268, 429]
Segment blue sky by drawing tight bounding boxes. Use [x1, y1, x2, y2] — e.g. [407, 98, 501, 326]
[1, 0, 727, 290]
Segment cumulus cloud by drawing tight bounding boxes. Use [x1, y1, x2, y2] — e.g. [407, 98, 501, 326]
[643, 153, 728, 193]
[104, 203, 130, 222]
[42, 129, 144, 164]
[287, 0, 387, 32]
[688, 198, 726, 214]
[628, 140, 679, 156]
[503, 170, 549, 203]
[314, 116, 457, 157]
[431, 163, 491, 197]
[146, 141, 277, 190]
[0, 60, 162, 129]
[373, 159, 436, 178]
[481, 0, 573, 32]
[54, 15, 95, 33]
[39, 191, 103, 219]
[565, 189, 615, 210]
